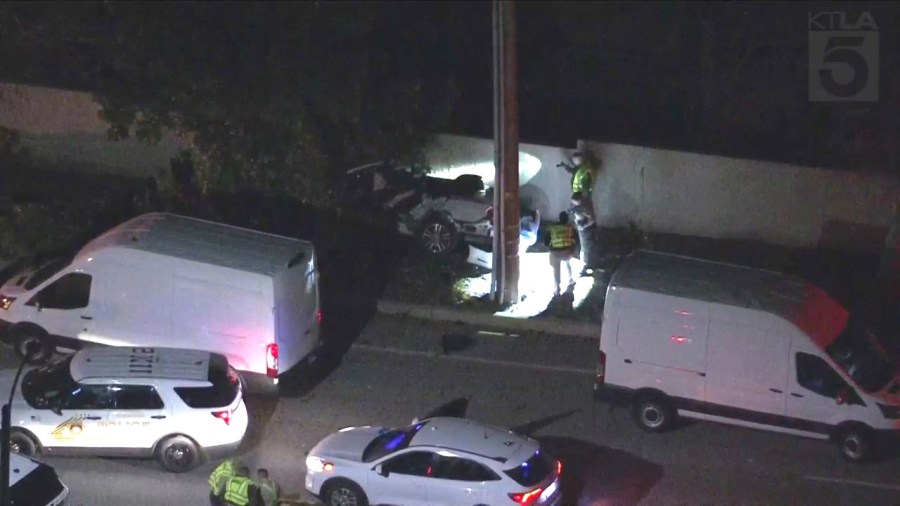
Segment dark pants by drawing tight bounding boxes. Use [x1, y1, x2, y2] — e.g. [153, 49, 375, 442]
[577, 224, 603, 269]
[210, 491, 225, 506]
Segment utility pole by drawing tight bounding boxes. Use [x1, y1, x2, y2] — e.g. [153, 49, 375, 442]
[491, 0, 520, 306]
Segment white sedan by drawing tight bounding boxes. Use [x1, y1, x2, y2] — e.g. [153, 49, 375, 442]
[305, 416, 563, 506]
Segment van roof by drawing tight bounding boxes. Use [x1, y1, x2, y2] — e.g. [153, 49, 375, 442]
[70, 347, 212, 383]
[76, 213, 311, 276]
[611, 250, 849, 348]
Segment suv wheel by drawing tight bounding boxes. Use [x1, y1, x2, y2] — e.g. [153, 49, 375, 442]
[418, 215, 458, 256]
[156, 435, 200, 473]
[323, 479, 369, 506]
[9, 430, 38, 456]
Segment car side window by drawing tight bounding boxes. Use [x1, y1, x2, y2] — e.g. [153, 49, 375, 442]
[112, 385, 165, 410]
[433, 456, 500, 482]
[796, 352, 848, 398]
[60, 385, 113, 410]
[382, 451, 434, 477]
[29, 273, 92, 310]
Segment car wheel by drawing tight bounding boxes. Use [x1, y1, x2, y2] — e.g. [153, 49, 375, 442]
[323, 479, 369, 506]
[12, 325, 52, 365]
[632, 393, 675, 433]
[155, 435, 200, 473]
[9, 429, 38, 457]
[837, 425, 874, 463]
[418, 214, 458, 256]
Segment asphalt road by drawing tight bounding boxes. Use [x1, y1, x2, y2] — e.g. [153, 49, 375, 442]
[2, 314, 899, 506]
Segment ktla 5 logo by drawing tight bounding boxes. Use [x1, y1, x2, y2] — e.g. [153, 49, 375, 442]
[808, 11, 879, 102]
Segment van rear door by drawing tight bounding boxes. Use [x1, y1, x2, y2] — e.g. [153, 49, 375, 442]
[273, 245, 320, 374]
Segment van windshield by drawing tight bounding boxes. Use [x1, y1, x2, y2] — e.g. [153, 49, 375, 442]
[23, 257, 72, 290]
[826, 317, 898, 393]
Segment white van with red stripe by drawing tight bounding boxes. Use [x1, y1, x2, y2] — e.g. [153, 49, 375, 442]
[594, 251, 900, 463]
[0, 213, 322, 395]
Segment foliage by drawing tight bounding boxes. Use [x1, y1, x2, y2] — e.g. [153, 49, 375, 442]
[0, 2, 460, 204]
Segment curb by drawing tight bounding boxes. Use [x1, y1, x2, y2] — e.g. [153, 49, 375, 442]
[376, 300, 602, 339]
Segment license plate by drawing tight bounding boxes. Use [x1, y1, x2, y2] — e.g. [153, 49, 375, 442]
[540, 479, 559, 501]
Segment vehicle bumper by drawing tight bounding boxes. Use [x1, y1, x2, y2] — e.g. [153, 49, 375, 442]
[240, 347, 320, 396]
[304, 471, 324, 496]
[592, 383, 635, 407]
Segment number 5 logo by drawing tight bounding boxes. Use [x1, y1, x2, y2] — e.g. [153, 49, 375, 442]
[809, 13, 879, 102]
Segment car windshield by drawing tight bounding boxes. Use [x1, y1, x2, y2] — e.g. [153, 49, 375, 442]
[20, 356, 77, 409]
[361, 422, 428, 463]
[826, 316, 898, 393]
[504, 449, 555, 487]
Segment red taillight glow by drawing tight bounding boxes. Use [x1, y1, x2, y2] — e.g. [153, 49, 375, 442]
[670, 335, 690, 344]
[509, 487, 543, 505]
[212, 410, 231, 425]
[266, 343, 279, 378]
[317, 310, 323, 324]
[595, 350, 606, 387]
[557, 460, 562, 475]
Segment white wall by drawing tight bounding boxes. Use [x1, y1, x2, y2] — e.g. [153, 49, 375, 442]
[0, 82, 188, 178]
[426, 134, 900, 250]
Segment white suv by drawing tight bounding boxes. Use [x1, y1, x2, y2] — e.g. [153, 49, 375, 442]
[305, 417, 563, 506]
[4, 346, 249, 472]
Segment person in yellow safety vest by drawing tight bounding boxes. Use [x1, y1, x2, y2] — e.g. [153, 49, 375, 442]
[569, 151, 598, 200]
[254, 468, 282, 506]
[545, 211, 577, 297]
[209, 458, 243, 506]
[223, 465, 262, 506]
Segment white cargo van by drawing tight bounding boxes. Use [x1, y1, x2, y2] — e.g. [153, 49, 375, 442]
[594, 250, 900, 462]
[0, 212, 322, 395]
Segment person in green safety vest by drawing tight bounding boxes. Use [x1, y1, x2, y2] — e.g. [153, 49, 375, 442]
[545, 211, 577, 296]
[254, 468, 282, 506]
[223, 465, 263, 506]
[565, 150, 599, 201]
[209, 458, 243, 506]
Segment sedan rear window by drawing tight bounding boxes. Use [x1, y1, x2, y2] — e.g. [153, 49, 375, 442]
[504, 449, 554, 487]
[173, 354, 239, 408]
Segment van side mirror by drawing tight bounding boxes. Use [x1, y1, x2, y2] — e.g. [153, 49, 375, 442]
[836, 387, 851, 405]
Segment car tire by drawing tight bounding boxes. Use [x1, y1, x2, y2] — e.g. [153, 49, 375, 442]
[9, 429, 38, 457]
[322, 479, 369, 506]
[418, 214, 458, 256]
[155, 435, 200, 473]
[11, 325, 53, 365]
[837, 425, 874, 463]
[632, 393, 675, 433]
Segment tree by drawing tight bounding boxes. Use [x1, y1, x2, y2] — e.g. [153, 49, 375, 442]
[0, 2, 459, 204]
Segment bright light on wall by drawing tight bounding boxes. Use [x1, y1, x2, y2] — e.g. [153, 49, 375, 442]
[429, 152, 542, 187]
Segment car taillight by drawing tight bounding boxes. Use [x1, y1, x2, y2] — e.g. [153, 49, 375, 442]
[0, 296, 15, 310]
[212, 410, 231, 425]
[595, 350, 606, 387]
[317, 310, 323, 324]
[556, 460, 562, 476]
[509, 487, 543, 505]
[266, 343, 279, 378]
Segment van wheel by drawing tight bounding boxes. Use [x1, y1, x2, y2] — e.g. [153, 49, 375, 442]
[837, 425, 874, 463]
[12, 325, 52, 364]
[632, 394, 675, 433]
[9, 429, 38, 457]
[156, 435, 200, 473]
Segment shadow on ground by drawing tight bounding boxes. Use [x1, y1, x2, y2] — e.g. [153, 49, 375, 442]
[538, 436, 664, 506]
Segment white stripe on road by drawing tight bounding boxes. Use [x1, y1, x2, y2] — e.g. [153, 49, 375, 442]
[803, 475, 900, 492]
[351, 344, 595, 375]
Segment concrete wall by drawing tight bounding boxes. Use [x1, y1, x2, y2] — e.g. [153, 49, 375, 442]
[0, 82, 187, 178]
[426, 134, 900, 251]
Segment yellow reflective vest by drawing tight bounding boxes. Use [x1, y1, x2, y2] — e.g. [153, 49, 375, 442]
[572, 163, 593, 195]
[209, 459, 238, 496]
[549, 224, 575, 250]
[223, 476, 253, 506]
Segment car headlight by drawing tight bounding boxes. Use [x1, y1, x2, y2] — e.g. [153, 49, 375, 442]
[0, 295, 16, 310]
[877, 403, 900, 419]
[305, 455, 334, 473]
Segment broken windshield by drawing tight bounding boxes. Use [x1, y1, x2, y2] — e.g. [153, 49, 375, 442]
[826, 316, 898, 393]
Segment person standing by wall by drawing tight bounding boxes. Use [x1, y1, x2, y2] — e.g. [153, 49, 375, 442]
[570, 192, 602, 276]
[545, 211, 577, 296]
